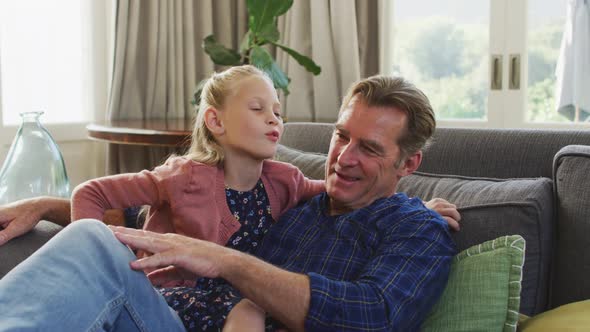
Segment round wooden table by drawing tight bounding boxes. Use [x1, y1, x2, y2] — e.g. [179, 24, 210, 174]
[87, 118, 193, 147]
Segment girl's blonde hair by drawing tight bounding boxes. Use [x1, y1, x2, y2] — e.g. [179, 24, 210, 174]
[185, 65, 272, 165]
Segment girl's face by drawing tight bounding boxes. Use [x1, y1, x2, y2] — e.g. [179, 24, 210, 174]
[217, 75, 283, 161]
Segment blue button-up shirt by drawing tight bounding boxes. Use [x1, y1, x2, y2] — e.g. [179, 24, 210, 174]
[255, 192, 456, 331]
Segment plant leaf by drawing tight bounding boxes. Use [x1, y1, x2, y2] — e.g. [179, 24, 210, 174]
[270, 42, 321, 75]
[257, 23, 280, 43]
[247, 0, 293, 35]
[239, 31, 252, 54]
[202, 35, 242, 66]
[250, 45, 290, 95]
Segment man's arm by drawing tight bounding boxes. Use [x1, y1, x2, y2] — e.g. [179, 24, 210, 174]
[0, 196, 71, 245]
[0, 196, 128, 246]
[221, 250, 310, 330]
[227, 213, 455, 331]
[111, 226, 311, 331]
[111, 214, 455, 331]
[38, 197, 73, 226]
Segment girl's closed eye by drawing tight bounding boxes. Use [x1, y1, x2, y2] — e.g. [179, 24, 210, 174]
[249, 103, 263, 111]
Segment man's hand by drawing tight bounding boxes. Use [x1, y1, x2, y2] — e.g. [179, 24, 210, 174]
[0, 196, 72, 246]
[425, 198, 461, 231]
[111, 225, 310, 330]
[109, 226, 232, 284]
[0, 198, 45, 246]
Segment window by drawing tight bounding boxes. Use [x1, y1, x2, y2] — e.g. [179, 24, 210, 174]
[391, 0, 489, 123]
[0, 0, 106, 128]
[383, 0, 581, 129]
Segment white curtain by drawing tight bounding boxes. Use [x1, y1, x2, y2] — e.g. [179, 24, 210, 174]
[555, 0, 590, 121]
[276, 0, 380, 122]
[107, 0, 247, 174]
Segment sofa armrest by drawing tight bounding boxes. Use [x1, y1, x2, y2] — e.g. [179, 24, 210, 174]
[0, 220, 62, 279]
[551, 145, 590, 308]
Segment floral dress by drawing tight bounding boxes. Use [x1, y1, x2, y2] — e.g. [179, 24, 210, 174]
[157, 179, 274, 331]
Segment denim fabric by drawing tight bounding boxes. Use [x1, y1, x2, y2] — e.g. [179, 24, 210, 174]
[0, 219, 185, 332]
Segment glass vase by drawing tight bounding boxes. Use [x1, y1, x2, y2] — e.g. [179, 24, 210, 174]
[0, 112, 70, 204]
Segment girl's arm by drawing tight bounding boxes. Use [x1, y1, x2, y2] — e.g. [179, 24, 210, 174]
[300, 178, 325, 200]
[70, 157, 195, 222]
[272, 163, 325, 217]
[71, 170, 164, 221]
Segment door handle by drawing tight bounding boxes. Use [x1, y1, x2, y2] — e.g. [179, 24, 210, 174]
[491, 55, 502, 90]
[509, 54, 520, 90]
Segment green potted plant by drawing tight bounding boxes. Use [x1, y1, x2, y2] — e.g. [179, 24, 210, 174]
[193, 0, 321, 105]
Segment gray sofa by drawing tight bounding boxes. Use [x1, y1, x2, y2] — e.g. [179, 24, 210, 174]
[2, 122, 590, 317]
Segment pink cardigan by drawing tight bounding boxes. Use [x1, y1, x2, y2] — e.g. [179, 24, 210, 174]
[71, 156, 325, 246]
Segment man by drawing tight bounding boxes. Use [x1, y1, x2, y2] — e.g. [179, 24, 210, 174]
[0, 75, 456, 331]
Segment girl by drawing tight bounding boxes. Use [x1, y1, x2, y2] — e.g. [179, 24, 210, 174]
[72, 65, 321, 331]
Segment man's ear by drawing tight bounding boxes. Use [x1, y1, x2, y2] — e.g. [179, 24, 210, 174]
[398, 151, 422, 177]
[204, 107, 224, 135]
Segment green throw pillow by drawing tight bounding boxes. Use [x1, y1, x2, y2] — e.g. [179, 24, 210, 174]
[422, 235, 525, 332]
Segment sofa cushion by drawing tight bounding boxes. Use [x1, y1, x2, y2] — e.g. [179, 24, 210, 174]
[275, 144, 327, 180]
[398, 173, 553, 316]
[422, 235, 525, 332]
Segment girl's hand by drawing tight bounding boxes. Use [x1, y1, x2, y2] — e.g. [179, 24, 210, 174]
[109, 226, 232, 284]
[425, 198, 461, 231]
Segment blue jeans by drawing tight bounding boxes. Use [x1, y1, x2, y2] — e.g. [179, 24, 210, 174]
[0, 219, 185, 332]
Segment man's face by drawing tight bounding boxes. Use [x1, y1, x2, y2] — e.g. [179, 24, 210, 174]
[325, 96, 421, 215]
